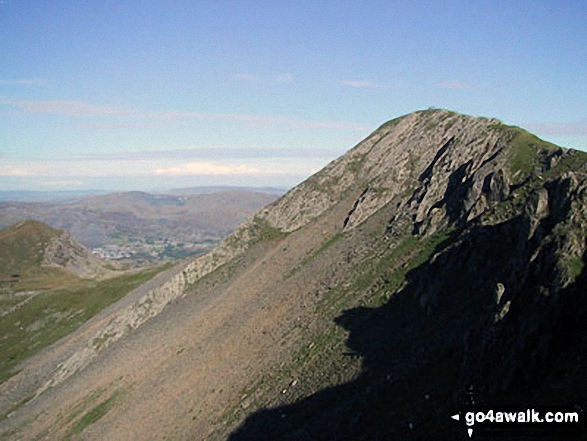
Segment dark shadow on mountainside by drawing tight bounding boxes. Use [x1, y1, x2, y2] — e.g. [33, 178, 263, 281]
[229, 213, 587, 440]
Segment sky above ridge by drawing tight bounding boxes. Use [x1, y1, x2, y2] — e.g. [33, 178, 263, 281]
[1, 0, 586, 191]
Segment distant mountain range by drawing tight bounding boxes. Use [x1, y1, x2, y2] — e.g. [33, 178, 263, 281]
[0, 189, 279, 264]
[0, 186, 286, 203]
[167, 186, 287, 196]
[0, 190, 110, 203]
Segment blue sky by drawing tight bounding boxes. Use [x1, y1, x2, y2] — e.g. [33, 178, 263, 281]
[1, 0, 586, 191]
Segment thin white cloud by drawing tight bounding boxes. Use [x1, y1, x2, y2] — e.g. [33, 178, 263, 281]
[0, 158, 310, 179]
[339, 80, 380, 88]
[76, 122, 162, 129]
[234, 73, 258, 81]
[0, 160, 149, 178]
[275, 73, 294, 82]
[0, 165, 42, 177]
[151, 110, 283, 124]
[5, 99, 130, 117]
[0, 78, 46, 86]
[41, 179, 84, 187]
[235, 73, 293, 83]
[136, 109, 369, 132]
[525, 121, 587, 136]
[3, 98, 368, 132]
[288, 120, 369, 131]
[153, 114, 367, 132]
[155, 162, 266, 176]
[63, 147, 343, 161]
[438, 81, 475, 90]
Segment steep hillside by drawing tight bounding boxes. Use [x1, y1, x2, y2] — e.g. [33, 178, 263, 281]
[1, 110, 586, 440]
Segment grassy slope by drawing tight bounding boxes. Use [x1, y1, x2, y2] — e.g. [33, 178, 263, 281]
[0, 265, 169, 384]
[0, 221, 171, 384]
[0, 220, 61, 275]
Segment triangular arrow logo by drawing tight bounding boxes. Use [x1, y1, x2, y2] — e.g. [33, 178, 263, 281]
[468, 428, 473, 438]
[451, 414, 460, 421]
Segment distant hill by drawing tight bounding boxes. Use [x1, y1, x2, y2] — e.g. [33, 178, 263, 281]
[0, 220, 110, 287]
[167, 186, 287, 195]
[0, 190, 109, 203]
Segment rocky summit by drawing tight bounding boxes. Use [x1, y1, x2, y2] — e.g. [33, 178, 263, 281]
[1, 109, 586, 440]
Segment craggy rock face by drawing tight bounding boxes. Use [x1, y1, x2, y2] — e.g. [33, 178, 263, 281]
[2, 110, 586, 441]
[42, 231, 107, 278]
[259, 110, 507, 233]
[227, 111, 587, 439]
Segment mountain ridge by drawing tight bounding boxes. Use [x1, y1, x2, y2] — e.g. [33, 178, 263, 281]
[1, 109, 586, 440]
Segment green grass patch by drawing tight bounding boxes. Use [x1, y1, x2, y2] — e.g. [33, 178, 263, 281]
[0, 220, 57, 277]
[2, 267, 82, 293]
[251, 219, 286, 242]
[508, 133, 540, 176]
[489, 123, 560, 181]
[225, 217, 287, 252]
[0, 294, 22, 310]
[0, 265, 168, 384]
[66, 390, 124, 439]
[488, 122, 508, 131]
[565, 256, 585, 279]
[311, 230, 452, 321]
[287, 233, 343, 278]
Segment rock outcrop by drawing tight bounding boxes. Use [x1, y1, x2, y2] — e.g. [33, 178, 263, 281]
[42, 230, 106, 278]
